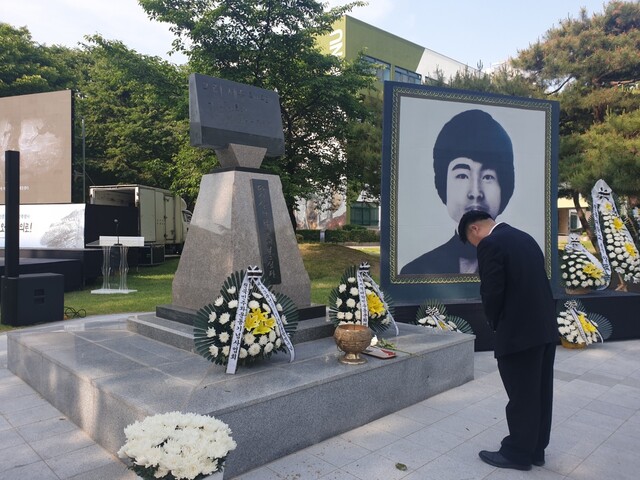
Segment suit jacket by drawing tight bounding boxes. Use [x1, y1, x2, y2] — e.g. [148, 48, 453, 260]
[401, 234, 478, 274]
[477, 223, 558, 357]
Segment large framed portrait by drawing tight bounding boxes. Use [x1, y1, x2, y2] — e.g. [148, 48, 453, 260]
[380, 83, 559, 303]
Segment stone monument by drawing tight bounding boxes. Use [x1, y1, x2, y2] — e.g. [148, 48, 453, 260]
[171, 74, 311, 311]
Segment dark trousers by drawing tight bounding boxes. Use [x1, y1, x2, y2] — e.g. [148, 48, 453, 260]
[497, 342, 556, 465]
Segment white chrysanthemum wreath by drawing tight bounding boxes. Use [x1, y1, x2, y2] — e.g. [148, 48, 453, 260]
[118, 411, 236, 480]
[591, 179, 640, 285]
[328, 263, 397, 335]
[561, 234, 607, 290]
[557, 300, 611, 348]
[414, 299, 473, 334]
[194, 268, 298, 372]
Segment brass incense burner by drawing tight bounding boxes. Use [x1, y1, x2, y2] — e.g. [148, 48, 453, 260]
[333, 324, 372, 365]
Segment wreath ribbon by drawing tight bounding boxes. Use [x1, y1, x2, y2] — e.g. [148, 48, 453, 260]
[423, 306, 453, 331]
[564, 300, 603, 345]
[226, 266, 295, 374]
[590, 180, 613, 288]
[357, 262, 399, 336]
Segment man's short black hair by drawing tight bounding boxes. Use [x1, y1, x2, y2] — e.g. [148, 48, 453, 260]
[458, 210, 493, 244]
[433, 109, 514, 215]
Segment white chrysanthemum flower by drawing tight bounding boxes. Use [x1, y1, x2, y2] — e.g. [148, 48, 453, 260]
[252, 292, 263, 299]
[281, 315, 288, 324]
[248, 300, 260, 310]
[239, 348, 248, 359]
[208, 311, 217, 323]
[350, 287, 359, 296]
[347, 276, 356, 283]
[275, 338, 282, 348]
[222, 346, 230, 356]
[259, 335, 268, 346]
[214, 296, 224, 307]
[269, 331, 276, 342]
[244, 333, 256, 345]
[219, 312, 231, 325]
[337, 312, 345, 320]
[228, 300, 238, 309]
[219, 332, 230, 343]
[346, 298, 356, 308]
[206, 327, 216, 338]
[355, 310, 361, 320]
[336, 298, 343, 307]
[262, 303, 271, 313]
[276, 303, 283, 312]
[338, 284, 347, 293]
[227, 286, 237, 294]
[248, 344, 261, 356]
[209, 345, 219, 357]
[345, 312, 353, 320]
[264, 342, 274, 353]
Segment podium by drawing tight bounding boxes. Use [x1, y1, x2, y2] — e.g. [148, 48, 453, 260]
[90, 236, 144, 294]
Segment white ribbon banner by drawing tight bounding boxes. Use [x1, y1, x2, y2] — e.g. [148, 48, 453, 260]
[357, 262, 399, 336]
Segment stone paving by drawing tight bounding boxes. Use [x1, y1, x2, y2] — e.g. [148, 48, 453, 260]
[1, 315, 639, 480]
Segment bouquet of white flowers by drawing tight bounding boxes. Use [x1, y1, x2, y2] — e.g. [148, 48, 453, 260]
[118, 412, 236, 480]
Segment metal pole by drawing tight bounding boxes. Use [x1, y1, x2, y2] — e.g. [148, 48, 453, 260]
[82, 117, 86, 203]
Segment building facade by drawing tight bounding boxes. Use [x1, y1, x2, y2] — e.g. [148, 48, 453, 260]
[295, 16, 475, 231]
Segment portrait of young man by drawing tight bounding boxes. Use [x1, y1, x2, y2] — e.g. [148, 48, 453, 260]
[393, 93, 548, 281]
[401, 109, 514, 274]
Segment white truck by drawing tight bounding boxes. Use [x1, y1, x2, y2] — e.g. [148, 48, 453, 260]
[88, 185, 191, 261]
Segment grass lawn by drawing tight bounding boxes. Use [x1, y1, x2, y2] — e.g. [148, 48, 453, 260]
[0, 243, 380, 332]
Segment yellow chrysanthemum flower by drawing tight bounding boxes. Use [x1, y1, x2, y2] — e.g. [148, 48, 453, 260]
[583, 262, 603, 279]
[578, 313, 597, 333]
[625, 242, 638, 258]
[244, 308, 276, 335]
[366, 292, 386, 317]
[612, 217, 624, 231]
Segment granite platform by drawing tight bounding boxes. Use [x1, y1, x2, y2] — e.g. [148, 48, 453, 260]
[7, 315, 474, 478]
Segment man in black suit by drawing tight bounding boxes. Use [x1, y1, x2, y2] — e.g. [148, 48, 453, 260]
[458, 209, 558, 471]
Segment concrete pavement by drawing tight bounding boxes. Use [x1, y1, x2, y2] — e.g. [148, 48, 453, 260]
[1, 315, 639, 479]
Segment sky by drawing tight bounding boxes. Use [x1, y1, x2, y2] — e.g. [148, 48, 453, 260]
[3, 0, 611, 67]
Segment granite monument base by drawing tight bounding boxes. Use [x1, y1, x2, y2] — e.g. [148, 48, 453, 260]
[7, 317, 474, 478]
[172, 168, 311, 311]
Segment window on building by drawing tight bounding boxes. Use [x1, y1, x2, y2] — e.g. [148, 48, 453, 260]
[394, 66, 422, 85]
[569, 210, 580, 231]
[350, 202, 379, 227]
[362, 55, 391, 82]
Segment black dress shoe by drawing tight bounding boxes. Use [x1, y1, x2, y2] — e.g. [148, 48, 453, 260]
[478, 450, 532, 471]
[532, 458, 545, 466]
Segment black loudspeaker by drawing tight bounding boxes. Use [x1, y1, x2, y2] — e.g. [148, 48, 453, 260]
[1, 274, 64, 326]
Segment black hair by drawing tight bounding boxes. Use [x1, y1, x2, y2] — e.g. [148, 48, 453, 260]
[433, 109, 514, 215]
[458, 210, 493, 244]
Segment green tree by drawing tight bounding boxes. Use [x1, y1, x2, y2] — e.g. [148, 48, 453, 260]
[0, 23, 82, 97]
[513, 0, 640, 242]
[76, 35, 189, 197]
[344, 92, 383, 204]
[139, 0, 374, 222]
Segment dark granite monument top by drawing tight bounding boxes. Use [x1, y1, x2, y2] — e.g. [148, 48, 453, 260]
[189, 73, 285, 157]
